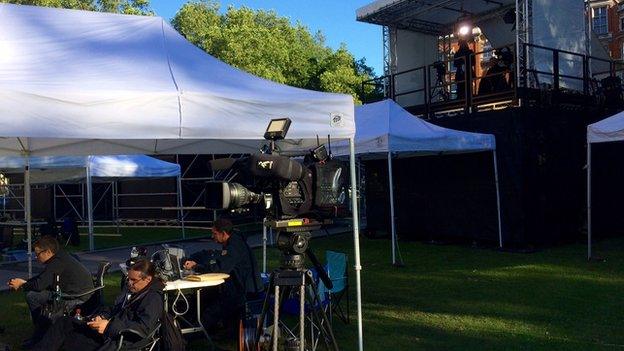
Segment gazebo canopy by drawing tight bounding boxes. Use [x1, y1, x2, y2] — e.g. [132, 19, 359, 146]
[0, 155, 180, 183]
[333, 99, 495, 158]
[0, 3, 355, 156]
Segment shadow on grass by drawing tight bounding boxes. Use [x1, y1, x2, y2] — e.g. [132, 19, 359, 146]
[2, 234, 624, 350]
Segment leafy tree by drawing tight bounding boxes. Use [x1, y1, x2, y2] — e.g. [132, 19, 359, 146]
[0, 0, 153, 15]
[173, 0, 376, 104]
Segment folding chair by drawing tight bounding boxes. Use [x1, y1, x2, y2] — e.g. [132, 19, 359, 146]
[55, 261, 111, 317]
[325, 250, 349, 324]
[116, 322, 161, 351]
[277, 270, 332, 351]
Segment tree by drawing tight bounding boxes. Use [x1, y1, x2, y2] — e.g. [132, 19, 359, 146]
[172, 0, 376, 104]
[0, 0, 153, 15]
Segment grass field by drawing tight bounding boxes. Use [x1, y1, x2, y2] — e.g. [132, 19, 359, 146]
[5, 221, 263, 253]
[1, 233, 624, 350]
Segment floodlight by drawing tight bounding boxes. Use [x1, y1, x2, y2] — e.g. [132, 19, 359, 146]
[455, 13, 473, 38]
[458, 24, 471, 36]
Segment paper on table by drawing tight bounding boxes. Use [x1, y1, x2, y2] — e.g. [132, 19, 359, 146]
[184, 273, 230, 282]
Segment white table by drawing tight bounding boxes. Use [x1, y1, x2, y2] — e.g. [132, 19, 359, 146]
[164, 278, 225, 341]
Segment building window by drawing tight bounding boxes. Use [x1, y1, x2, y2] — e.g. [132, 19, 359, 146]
[593, 6, 608, 35]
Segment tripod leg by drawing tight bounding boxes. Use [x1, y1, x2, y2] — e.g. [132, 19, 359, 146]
[306, 274, 339, 351]
[273, 285, 280, 351]
[255, 273, 275, 345]
[299, 283, 305, 351]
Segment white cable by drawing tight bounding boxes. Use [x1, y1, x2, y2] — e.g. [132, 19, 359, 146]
[171, 287, 189, 316]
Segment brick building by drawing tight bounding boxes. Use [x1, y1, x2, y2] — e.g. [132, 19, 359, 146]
[589, 0, 624, 60]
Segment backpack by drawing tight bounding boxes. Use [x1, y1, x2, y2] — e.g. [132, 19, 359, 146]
[160, 310, 186, 351]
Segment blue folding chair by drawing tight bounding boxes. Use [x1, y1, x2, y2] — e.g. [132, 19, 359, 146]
[277, 269, 331, 350]
[325, 250, 349, 324]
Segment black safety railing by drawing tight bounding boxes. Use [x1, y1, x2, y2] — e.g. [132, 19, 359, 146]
[363, 43, 622, 117]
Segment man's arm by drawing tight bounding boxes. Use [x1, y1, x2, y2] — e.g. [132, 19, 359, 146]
[21, 260, 58, 291]
[103, 292, 163, 338]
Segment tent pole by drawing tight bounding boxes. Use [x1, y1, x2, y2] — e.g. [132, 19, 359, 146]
[493, 150, 503, 248]
[25, 158, 32, 278]
[387, 152, 397, 265]
[587, 142, 592, 260]
[262, 218, 267, 273]
[177, 175, 185, 239]
[349, 138, 364, 351]
[86, 164, 94, 251]
[357, 157, 363, 226]
[53, 184, 57, 223]
[113, 181, 120, 235]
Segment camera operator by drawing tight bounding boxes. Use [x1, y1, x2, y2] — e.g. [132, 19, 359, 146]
[31, 259, 164, 351]
[454, 38, 475, 100]
[6, 236, 93, 347]
[183, 218, 262, 332]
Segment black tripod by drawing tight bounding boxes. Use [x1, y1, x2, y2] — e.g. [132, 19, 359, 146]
[255, 227, 339, 351]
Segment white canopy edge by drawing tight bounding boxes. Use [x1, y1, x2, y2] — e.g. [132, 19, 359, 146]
[587, 110, 624, 144]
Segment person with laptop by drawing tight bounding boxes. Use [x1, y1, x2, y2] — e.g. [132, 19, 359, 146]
[183, 218, 262, 332]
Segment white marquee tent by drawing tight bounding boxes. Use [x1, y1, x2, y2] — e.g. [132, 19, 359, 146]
[0, 3, 363, 349]
[0, 155, 182, 251]
[586, 111, 624, 260]
[333, 99, 503, 264]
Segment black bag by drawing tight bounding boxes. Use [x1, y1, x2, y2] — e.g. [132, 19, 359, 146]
[160, 311, 186, 351]
[41, 296, 68, 321]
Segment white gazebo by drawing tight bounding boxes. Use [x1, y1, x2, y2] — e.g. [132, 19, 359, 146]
[0, 154, 183, 251]
[586, 111, 624, 260]
[0, 4, 364, 349]
[334, 99, 502, 265]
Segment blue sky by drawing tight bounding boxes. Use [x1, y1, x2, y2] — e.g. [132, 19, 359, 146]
[150, 0, 383, 76]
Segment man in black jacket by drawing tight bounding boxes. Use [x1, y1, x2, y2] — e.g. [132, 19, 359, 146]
[7, 236, 93, 344]
[183, 218, 262, 331]
[31, 259, 164, 351]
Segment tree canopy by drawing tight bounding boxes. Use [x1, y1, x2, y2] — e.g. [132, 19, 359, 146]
[0, 0, 152, 15]
[172, 1, 378, 104]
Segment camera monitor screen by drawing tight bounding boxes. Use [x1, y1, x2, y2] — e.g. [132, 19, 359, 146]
[264, 118, 291, 140]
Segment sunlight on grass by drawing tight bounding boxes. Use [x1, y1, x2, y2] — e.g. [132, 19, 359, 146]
[2, 234, 624, 350]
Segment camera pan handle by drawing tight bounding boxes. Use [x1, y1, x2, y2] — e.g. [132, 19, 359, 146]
[305, 249, 333, 290]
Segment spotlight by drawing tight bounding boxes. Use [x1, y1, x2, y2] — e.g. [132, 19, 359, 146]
[455, 14, 473, 37]
[458, 24, 471, 36]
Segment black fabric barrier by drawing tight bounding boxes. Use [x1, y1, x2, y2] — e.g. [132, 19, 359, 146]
[366, 104, 614, 248]
[590, 141, 624, 239]
[364, 152, 499, 245]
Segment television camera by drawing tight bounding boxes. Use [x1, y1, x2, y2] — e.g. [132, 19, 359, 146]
[206, 118, 343, 350]
[205, 118, 347, 263]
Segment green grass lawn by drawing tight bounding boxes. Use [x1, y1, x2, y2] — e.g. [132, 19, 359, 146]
[2, 234, 624, 350]
[5, 222, 263, 253]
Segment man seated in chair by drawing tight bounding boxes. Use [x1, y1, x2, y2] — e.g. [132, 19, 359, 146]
[31, 259, 164, 351]
[183, 218, 262, 333]
[7, 236, 93, 346]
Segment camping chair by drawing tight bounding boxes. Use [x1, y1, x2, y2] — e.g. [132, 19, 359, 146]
[277, 270, 332, 351]
[116, 322, 161, 351]
[55, 261, 111, 317]
[325, 251, 349, 324]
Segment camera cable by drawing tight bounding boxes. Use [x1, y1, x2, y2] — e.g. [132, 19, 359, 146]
[171, 287, 190, 317]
